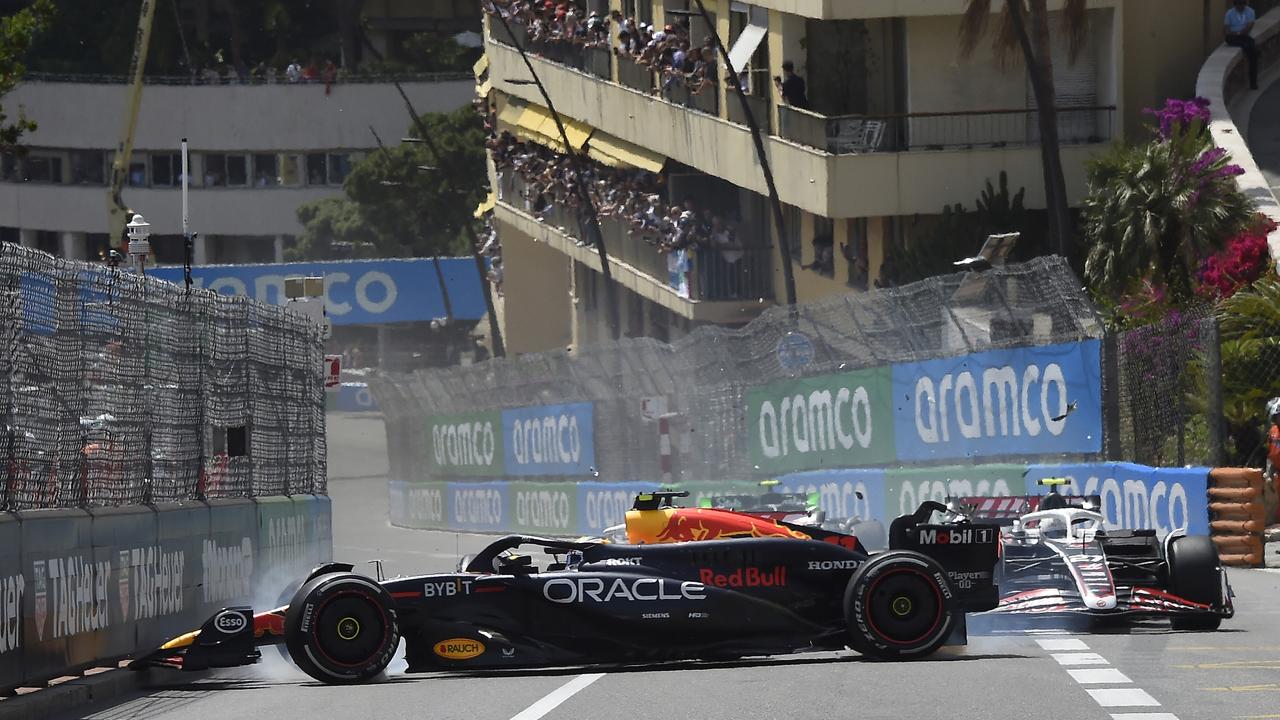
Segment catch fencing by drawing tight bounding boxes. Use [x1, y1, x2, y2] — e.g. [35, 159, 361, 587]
[374, 256, 1112, 487]
[0, 244, 327, 509]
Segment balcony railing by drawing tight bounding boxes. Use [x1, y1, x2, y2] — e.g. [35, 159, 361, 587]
[661, 78, 718, 117]
[617, 57, 655, 92]
[497, 170, 772, 303]
[777, 105, 1116, 154]
[20, 70, 473, 86]
[726, 92, 772, 134]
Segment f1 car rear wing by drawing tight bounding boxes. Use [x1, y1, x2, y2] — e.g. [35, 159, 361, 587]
[950, 494, 1104, 523]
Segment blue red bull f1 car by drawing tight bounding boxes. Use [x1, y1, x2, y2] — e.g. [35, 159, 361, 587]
[131, 494, 1001, 684]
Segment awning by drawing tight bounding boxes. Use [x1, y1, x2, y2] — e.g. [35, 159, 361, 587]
[476, 78, 492, 98]
[473, 54, 490, 79]
[586, 132, 667, 173]
[497, 101, 524, 130]
[515, 104, 592, 152]
[474, 192, 497, 218]
[727, 23, 767, 74]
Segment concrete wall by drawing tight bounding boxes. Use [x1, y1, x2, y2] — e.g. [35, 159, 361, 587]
[0, 183, 339, 237]
[1120, 0, 1214, 139]
[6, 79, 474, 152]
[494, 218, 574, 355]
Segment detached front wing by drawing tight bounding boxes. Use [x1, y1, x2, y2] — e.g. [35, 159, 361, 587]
[989, 586, 1232, 619]
[129, 606, 287, 672]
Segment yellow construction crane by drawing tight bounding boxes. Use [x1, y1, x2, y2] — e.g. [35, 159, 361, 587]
[107, 0, 159, 249]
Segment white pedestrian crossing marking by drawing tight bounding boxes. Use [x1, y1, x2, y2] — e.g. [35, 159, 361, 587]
[1068, 668, 1132, 684]
[1052, 652, 1109, 665]
[1036, 638, 1089, 651]
[1087, 688, 1161, 707]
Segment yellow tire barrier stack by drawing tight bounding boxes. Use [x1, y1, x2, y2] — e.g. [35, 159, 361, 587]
[1207, 468, 1265, 567]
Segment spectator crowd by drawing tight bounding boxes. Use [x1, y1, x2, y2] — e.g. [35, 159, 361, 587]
[485, 129, 749, 298]
[483, 0, 716, 101]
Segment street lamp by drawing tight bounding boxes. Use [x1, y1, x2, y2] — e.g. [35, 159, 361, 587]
[126, 213, 151, 275]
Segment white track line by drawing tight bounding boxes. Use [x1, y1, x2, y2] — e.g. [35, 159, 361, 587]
[1087, 688, 1161, 707]
[1068, 668, 1133, 684]
[510, 673, 605, 720]
[1109, 714, 1181, 720]
[1036, 638, 1090, 651]
[1052, 652, 1109, 665]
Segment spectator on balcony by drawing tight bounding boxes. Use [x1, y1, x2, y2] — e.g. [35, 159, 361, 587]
[775, 60, 810, 110]
[322, 59, 338, 95]
[286, 59, 302, 83]
[1225, 0, 1259, 90]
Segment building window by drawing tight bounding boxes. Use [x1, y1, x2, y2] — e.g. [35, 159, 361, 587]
[24, 155, 63, 183]
[327, 153, 351, 184]
[204, 154, 227, 186]
[35, 230, 58, 255]
[1, 152, 18, 181]
[226, 154, 249, 186]
[280, 154, 303, 186]
[150, 152, 183, 187]
[253, 154, 279, 186]
[306, 153, 328, 185]
[128, 161, 147, 186]
[70, 150, 106, 185]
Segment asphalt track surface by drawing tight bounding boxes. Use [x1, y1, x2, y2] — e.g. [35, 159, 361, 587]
[49, 414, 1280, 720]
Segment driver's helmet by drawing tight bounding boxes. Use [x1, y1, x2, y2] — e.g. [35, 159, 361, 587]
[1268, 397, 1280, 420]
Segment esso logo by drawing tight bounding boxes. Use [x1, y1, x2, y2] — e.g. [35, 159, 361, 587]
[214, 610, 248, 634]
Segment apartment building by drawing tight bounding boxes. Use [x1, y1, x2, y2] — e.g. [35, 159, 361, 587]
[481, 0, 1216, 354]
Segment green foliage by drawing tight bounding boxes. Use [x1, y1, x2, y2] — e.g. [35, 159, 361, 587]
[1216, 275, 1280, 462]
[882, 172, 1041, 285]
[0, 0, 54, 150]
[1082, 118, 1253, 304]
[362, 32, 481, 75]
[292, 107, 486, 261]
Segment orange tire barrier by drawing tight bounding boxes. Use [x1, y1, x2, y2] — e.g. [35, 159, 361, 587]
[1207, 468, 1266, 568]
[1209, 519, 1266, 534]
[1207, 502, 1267, 522]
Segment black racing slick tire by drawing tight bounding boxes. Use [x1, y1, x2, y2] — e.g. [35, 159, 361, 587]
[1168, 535, 1224, 631]
[844, 550, 957, 660]
[284, 572, 400, 684]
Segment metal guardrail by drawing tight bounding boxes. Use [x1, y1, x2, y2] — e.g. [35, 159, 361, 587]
[21, 70, 473, 86]
[777, 105, 1116, 154]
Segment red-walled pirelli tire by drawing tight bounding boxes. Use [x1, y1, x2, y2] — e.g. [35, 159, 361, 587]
[285, 573, 400, 684]
[844, 551, 957, 660]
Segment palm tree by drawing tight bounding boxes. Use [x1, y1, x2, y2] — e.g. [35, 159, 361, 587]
[960, 0, 1087, 260]
[1081, 123, 1252, 301]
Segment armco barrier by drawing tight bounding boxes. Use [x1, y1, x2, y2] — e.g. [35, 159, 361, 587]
[390, 463, 1215, 543]
[1207, 468, 1265, 567]
[0, 497, 331, 692]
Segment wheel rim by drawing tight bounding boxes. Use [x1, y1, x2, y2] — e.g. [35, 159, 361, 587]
[864, 568, 944, 646]
[312, 591, 389, 668]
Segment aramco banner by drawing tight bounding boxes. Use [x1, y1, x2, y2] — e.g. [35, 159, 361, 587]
[501, 402, 595, 476]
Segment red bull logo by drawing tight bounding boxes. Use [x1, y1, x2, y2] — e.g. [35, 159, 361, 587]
[698, 567, 787, 588]
[644, 508, 810, 544]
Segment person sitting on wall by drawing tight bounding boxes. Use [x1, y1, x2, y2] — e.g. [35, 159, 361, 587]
[1225, 0, 1260, 90]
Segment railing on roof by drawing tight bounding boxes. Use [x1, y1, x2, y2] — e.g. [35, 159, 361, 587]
[20, 70, 474, 86]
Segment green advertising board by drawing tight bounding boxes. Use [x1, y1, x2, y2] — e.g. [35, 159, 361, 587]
[882, 464, 1028, 519]
[426, 411, 504, 477]
[508, 482, 579, 535]
[747, 367, 896, 473]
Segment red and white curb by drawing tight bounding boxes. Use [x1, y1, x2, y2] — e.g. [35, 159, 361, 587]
[1030, 631, 1176, 719]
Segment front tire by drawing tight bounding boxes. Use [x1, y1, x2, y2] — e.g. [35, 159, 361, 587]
[284, 572, 400, 683]
[1168, 535, 1224, 631]
[844, 551, 956, 660]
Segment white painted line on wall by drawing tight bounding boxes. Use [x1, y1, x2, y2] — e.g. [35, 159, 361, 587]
[1068, 668, 1132, 684]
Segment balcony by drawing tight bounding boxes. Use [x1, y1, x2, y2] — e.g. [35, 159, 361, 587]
[776, 105, 1115, 154]
[494, 170, 773, 322]
[485, 21, 1110, 219]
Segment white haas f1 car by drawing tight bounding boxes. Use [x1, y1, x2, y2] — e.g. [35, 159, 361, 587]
[954, 479, 1233, 630]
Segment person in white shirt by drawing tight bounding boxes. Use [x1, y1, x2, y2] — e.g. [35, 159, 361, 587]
[286, 59, 302, 84]
[1225, 0, 1259, 89]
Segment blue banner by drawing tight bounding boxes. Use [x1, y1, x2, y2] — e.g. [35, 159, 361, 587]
[576, 481, 656, 535]
[502, 402, 596, 476]
[330, 383, 380, 412]
[446, 481, 508, 532]
[777, 469, 887, 525]
[1024, 463, 1209, 538]
[891, 340, 1103, 462]
[150, 258, 486, 325]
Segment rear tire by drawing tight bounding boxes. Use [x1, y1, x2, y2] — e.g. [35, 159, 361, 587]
[1168, 535, 1224, 631]
[285, 572, 400, 683]
[844, 551, 956, 660]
